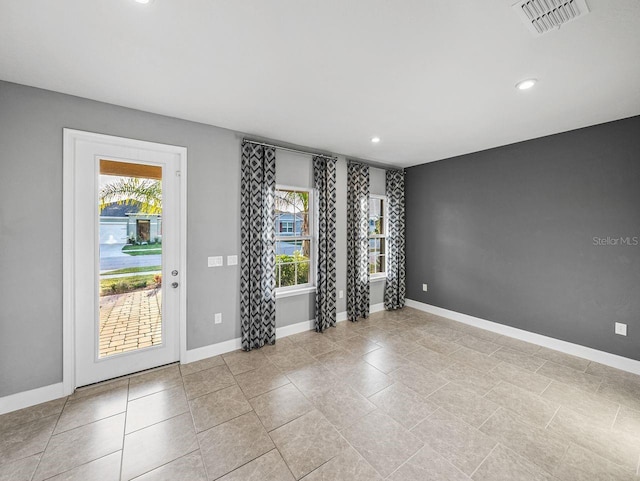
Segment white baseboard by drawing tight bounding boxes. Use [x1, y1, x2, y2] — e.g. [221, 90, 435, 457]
[182, 319, 318, 364]
[276, 319, 316, 338]
[183, 302, 387, 365]
[1, 303, 390, 414]
[405, 299, 640, 376]
[0, 382, 66, 415]
[182, 318, 331, 364]
[336, 303, 384, 323]
[181, 337, 243, 364]
[371, 303, 385, 313]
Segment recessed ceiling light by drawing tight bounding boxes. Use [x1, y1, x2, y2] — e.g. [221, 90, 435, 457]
[371, 137, 381, 143]
[516, 78, 537, 90]
[135, 0, 152, 4]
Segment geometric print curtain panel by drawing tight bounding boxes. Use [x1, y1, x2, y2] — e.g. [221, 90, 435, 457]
[347, 161, 370, 322]
[313, 156, 337, 332]
[384, 168, 406, 310]
[240, 142, 277, 351]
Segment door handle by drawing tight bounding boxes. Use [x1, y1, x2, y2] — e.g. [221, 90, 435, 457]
[171, 282, 179, 288]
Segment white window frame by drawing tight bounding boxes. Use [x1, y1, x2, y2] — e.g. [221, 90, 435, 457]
[275, 185, 315, 293]
[368, 194, 388, 281]
[279, 220, 294, 234]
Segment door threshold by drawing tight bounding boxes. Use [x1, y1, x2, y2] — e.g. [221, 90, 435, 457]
[74, 361, 180, 393]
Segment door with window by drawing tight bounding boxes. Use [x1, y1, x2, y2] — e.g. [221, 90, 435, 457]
[64, 130, 186, 388]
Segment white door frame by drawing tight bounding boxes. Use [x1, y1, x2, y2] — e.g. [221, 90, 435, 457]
[62, 129, 187, 394]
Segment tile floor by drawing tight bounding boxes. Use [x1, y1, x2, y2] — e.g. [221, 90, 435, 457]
[2, 307, 640, 480]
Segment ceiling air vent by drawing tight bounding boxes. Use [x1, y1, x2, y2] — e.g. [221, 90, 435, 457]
[513, 0, 590, 35]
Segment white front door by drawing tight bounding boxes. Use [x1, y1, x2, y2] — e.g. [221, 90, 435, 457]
[64, 129, 186, 388]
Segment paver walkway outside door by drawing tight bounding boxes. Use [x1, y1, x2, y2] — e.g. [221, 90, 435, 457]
[99, 290, 162, 357]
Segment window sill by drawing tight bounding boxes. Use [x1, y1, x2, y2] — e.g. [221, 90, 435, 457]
[370, 275, 387, 283]
[275, 286, 316, 299]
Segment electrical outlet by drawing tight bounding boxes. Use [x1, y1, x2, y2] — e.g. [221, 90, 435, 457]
[422, 283, 428, 292]
[214, 313, 222, 324]
[339, 290, 344, 299]
[227, 255, 238, 266]
[615, 322, 627, 336]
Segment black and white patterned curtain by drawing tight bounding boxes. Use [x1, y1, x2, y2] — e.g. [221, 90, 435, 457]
[384, 169, 406, 310]
[347, 161, 370, 321]
[240, 142, 276, 351]
[313, 156, 337, 332]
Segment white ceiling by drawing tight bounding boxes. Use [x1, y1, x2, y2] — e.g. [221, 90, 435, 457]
[1, 0, 639, 167]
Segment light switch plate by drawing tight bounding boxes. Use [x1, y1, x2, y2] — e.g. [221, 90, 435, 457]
[215, 313, 222, 324]
[208, 256, 223, 267]
[227, 255, 238, 266]
[422, 284, 428, 292]
[338, 290, 344, 299]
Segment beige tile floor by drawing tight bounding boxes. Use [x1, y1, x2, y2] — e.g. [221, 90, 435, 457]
[2, 307, 640, 480]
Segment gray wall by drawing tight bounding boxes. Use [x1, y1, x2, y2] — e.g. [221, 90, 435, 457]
[0, 81, 387, 397]
[406, 115, 640, 361]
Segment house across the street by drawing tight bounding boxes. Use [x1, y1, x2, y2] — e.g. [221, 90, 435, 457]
[100, 202, 162, 245]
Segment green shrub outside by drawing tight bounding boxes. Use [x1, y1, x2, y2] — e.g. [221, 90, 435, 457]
[276, 251, 309, 287]
[100, 274, 159, 296]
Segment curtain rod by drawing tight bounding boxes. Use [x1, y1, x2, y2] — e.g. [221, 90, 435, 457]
[348, 159, 406, 173]
[243, 139, 337, 160]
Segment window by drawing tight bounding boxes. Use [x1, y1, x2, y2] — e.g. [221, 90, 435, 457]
[368, 195, 387, 278]
[279, 220, 294, 234]
[275, 187, 313, 290]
